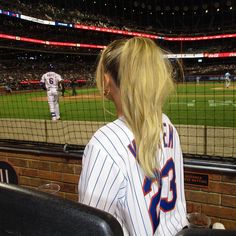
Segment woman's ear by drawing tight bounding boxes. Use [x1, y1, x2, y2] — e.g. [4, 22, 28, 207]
[104, 73, 122, 115]
[103, 73, 112, 98]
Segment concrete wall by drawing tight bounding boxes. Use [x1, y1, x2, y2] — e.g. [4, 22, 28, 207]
[0, 119, 236, 157]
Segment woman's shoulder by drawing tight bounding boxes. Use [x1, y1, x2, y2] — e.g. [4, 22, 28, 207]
[86, 118, 132, 171]
[162, 113, 173, 125]
[162, 113, 178, 134]
[89, 118, 131, 148]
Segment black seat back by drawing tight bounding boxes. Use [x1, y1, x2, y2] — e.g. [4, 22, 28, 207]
[0, 182, 123, 236]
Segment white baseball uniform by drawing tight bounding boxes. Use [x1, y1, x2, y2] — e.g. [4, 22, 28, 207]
[40, 71, 63, 120]
[79, 114, 188, 236]
[225, 72, 231, 88]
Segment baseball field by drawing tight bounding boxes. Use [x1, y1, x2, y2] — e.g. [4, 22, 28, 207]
[0, 82, 235, 127]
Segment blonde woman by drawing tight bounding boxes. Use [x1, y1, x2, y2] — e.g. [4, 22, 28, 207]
[78, 37, 188, 235]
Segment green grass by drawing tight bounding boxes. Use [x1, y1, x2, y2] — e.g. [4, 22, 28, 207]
[164, 82, 236, 127]
[0, 82, 235, 127]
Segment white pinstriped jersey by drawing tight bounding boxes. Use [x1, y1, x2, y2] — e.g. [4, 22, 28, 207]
[79, 114, 188, 236]
[40, 71, 62, 91]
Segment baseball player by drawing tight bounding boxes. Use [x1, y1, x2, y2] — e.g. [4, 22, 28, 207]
[225, 72, 231, 88]
[40, 66, 64, 121]
[78, 37, 188, 235]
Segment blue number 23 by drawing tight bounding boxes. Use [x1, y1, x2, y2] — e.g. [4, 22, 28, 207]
[143, 158, 177, 234]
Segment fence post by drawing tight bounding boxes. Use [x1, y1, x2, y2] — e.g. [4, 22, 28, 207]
[204, 125, 207, 155]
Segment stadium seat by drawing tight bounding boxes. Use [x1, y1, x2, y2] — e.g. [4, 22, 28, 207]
[176, 228, 236, 236]
[0, 182, 123, 236]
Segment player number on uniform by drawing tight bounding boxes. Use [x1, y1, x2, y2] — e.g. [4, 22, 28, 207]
[49, 78, 54, 84]
[143, 158, 177, 234]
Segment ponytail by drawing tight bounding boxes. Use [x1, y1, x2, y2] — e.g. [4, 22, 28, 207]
[119, 37, 174, 177]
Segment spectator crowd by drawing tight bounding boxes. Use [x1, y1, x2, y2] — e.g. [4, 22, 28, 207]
[0, 0, 235, 91]
[0, 54, 96, 91]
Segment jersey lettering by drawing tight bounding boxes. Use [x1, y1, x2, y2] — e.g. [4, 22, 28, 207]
[160, 158, 177, 211]
[142, 158, 177, 233]
[143, 177, 162, 234]
[127, 124, 177, 233]
[127, 140, 136, 158]
[163, 123, 173, 148]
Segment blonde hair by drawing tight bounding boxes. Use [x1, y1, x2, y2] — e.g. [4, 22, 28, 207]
[96, 37, 174, 177]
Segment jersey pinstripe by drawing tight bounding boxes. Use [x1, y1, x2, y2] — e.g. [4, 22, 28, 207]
[79, 114, 188, 236]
